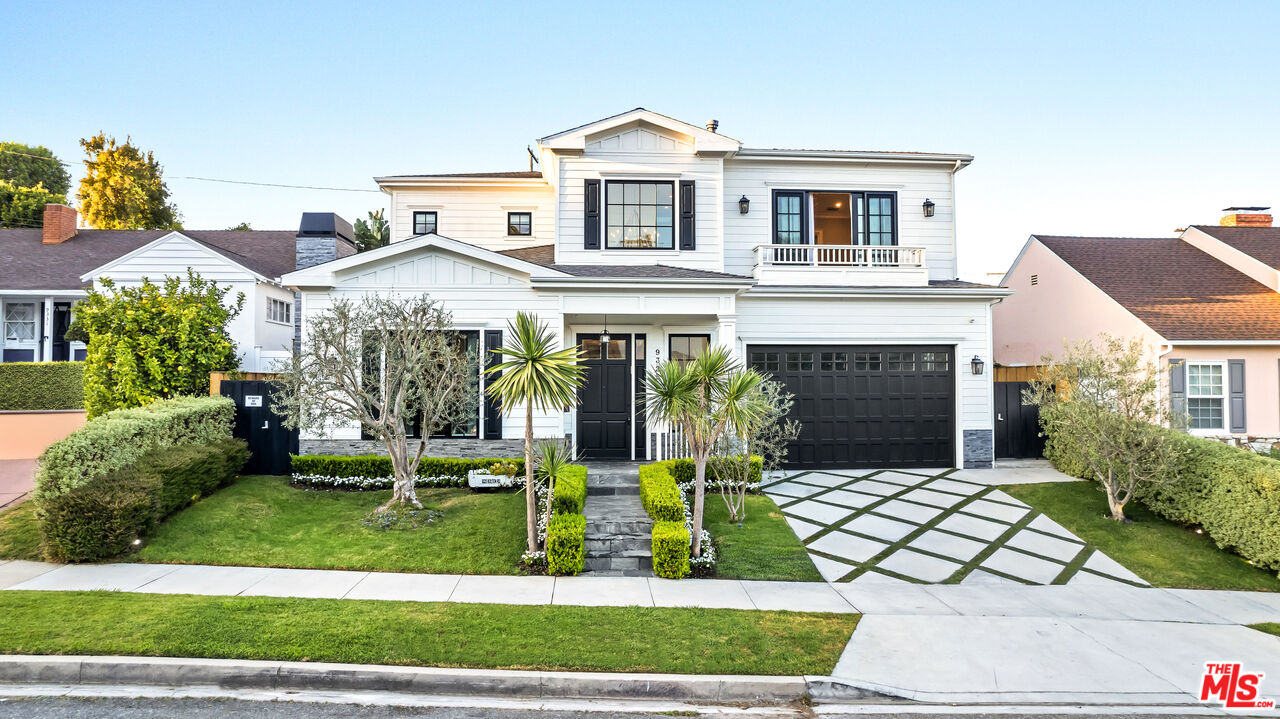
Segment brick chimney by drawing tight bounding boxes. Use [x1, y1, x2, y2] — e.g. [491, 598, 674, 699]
[1220, 206, 1272, 228]
[42, 204, 78, 244]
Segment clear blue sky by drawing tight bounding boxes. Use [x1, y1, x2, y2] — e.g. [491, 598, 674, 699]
[4, 0, 1278, 279]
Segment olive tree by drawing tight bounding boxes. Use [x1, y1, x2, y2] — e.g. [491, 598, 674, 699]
[1028, 334, 1188, 522]
[273, 295, 476, 511]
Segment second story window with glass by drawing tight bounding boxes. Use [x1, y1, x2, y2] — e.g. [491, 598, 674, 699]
[507, 212, 532, 236]
[606, 181, 674, 249]
[413, 211, 437, 236]
[771, 190, 897, 246]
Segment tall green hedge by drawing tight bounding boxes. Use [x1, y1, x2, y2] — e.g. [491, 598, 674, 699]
[1044, 422, 1280, 573]
[0, 362, 84, 411]
[35, 395, 235, 502]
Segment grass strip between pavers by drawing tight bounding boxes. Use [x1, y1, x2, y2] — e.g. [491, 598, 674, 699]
[0, 591, 858, 676]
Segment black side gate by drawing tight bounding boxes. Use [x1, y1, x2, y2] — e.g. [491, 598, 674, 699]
[219, 379, 298, 475]
[994, 381, 1045, 459]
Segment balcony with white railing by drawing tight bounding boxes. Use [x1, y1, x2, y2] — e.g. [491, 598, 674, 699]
[753, 244, 930, 287]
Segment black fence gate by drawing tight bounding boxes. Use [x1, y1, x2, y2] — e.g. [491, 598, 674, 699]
[994, 381, 1045, 459]
[219, 379, 297, 475]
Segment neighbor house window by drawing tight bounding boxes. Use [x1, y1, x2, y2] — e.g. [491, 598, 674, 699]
[267, 298, 292, 324]
[412, 211, 437, 235]
[4, 303, 36, 342]
[771, 190, 897, 246]
[606, 181, 674, 249]
[1187, 362, 1226, 431]
[507, 212, 532, 236]
[669, 334, 709, 368]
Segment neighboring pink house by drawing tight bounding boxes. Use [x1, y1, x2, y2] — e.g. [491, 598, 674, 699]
[995, 208, 1280, 448]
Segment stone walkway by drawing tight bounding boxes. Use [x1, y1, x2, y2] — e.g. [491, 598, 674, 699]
[764, 465, 1143, 586]
[582, 463, 652, 576]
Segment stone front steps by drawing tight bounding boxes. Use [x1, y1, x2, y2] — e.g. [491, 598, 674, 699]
[582, 463, 652, 577]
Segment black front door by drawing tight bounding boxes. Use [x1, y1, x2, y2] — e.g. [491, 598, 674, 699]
[220, 379, 299, 475]
[51, 303, 72, 361]
[576, 334, 631, 459]
[994, 381, 1045, 459]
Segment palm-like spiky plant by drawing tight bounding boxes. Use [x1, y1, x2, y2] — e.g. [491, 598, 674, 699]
[644, 346, 766, 557]
[485, 312, 585, 553]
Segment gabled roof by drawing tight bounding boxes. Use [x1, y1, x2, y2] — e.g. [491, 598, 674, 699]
[1034, 235, 1280, 341]
[495, 244, 753, 282]
[374, 170, 547, 185]
[537, 108, 741, 154]
[0, 228, 296, 291]
[1189, 225, 1280, 270]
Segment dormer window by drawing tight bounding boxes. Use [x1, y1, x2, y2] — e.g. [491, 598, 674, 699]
[507, 212, 532, 236]
[606, 181, 674, 249]
[413, 211, 437, 236]
[772, 190, 897, 246]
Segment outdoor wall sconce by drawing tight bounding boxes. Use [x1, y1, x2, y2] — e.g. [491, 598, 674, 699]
[971, 355, 985, 375]
[738, 195, 750, 214]
[923, 198, 936, 218]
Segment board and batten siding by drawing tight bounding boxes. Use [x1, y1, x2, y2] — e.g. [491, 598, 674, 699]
[297, 248, 564, 443]
[555, 128, 726, 272]
[722, 160, 957, 280]
[389, 185, 555, 249]
[735, 294, 995, 434]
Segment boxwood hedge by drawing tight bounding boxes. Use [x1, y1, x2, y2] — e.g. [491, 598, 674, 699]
[0, 361, 84, 411]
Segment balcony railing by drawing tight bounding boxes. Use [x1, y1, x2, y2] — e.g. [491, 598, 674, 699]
[755, 244, 926, 268]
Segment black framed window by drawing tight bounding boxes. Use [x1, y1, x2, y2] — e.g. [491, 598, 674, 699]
[867, 194, 894, 246]
[412, 211, 437, 236]
[774, 191, 804, 245]
[771, 190, 897, 246]
[605, 181, 674, 249]
[507, 212, 532, 236]
[669, 334, 710, 368]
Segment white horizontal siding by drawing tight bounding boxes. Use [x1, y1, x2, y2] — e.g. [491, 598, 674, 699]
[735, 294, 993, 432]
[389, 185, 555, 250]
[723, 160, 957, 280]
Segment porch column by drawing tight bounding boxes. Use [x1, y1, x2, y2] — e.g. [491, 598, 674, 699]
[42, 297, 54, 362]
[716, 315, 738, 358]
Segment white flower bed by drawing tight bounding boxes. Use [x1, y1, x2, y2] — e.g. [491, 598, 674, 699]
[291, 473, 527, 491]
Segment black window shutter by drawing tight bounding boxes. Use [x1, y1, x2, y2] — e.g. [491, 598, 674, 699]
[1229, 359, 1246, 433]
[1169, 358, 1186, 427]
[483, 330, 503, 439]
[583, 179, 601, 249]
[679, 180, 696, 251]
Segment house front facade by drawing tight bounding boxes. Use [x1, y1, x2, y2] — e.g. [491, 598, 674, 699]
[284, 109, 1009, 469]
[995, 209, 1280, 450]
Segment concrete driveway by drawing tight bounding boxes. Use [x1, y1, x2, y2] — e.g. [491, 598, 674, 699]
[764, 463, 1143, 586]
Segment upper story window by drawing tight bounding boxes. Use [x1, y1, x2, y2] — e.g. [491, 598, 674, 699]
[4, 303, 36, 342]
[1187, 361, 1225, 431]
[507, 212, 532, 236]
[413, 211, 437, 236]
[606, 181, 674, 249]
[772, 190, 896, 246]
[267, 298, 292, 325]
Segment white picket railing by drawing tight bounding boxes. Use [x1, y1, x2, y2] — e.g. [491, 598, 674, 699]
[755, 244, 926, 268]
[650, 423, 691, 461]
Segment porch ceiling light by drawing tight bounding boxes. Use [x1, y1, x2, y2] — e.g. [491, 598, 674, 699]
[600, 315, 610, 345]
[738, 195, 750, 215]
[971, 355, 985, 375]
[923, 198, 936, 218]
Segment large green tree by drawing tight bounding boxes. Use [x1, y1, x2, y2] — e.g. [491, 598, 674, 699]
[354, 209, 389, 252]
[0, 142, 71, 197]
[76, 271, 243, 417]
[77, 133, 181, 230]
[0, 180, 66, 228]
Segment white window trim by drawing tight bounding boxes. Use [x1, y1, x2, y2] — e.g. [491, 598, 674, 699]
[506, 210, 534, 238]
[266, 298, 292, 326]
[1186, 360, 1228, 435]
[3, 301, 38, 344]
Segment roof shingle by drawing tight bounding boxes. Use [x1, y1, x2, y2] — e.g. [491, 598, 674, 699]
[495, 244, 751, 280]
[1190, 225, 1280, 270]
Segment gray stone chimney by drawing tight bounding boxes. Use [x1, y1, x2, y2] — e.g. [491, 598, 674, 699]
[296, 212, 357, 270]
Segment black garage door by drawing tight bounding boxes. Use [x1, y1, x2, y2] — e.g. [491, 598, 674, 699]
[748, 345, 955, 469]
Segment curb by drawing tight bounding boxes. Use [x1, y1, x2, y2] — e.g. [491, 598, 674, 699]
[0, 655, 809, 704]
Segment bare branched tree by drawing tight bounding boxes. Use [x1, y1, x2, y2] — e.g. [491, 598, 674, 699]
[273, 295, 476, 511]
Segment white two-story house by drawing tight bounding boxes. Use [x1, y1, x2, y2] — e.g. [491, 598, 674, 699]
[283, 109, 1009, 469]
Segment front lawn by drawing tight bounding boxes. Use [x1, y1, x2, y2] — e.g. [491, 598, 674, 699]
[705, 495, 822, 582]
[1252, 623, 1280, 638]
[1002, 482, 1280, 592]
[136, 476, 527, 574]
[0, 502, 40, 561]
[0, 591, 857, 675]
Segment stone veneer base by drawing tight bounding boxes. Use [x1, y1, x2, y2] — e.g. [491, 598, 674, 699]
[962, 429, 994, 469]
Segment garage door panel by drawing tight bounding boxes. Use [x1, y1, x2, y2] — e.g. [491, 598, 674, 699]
[751, 344, 954, 469]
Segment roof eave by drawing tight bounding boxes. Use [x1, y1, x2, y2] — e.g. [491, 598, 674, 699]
[734, 148, 974, 168]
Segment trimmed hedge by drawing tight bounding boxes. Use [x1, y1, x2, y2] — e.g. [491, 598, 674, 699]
[35, 395, 235, 502]
[660, 456, 763, 486]
[290, 455, 526, 484]
[552, 465, 587, 515]
[652, 520, 691, 579]
[0, 361, 84, 411]
[39, 439, 248, 562]
[639, 464, 684, 522]
[1044, 423, 1280, 573]
[546, 513, 586, 575]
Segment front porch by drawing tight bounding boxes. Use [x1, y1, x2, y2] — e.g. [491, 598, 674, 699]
[0, 294, 85, 363]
